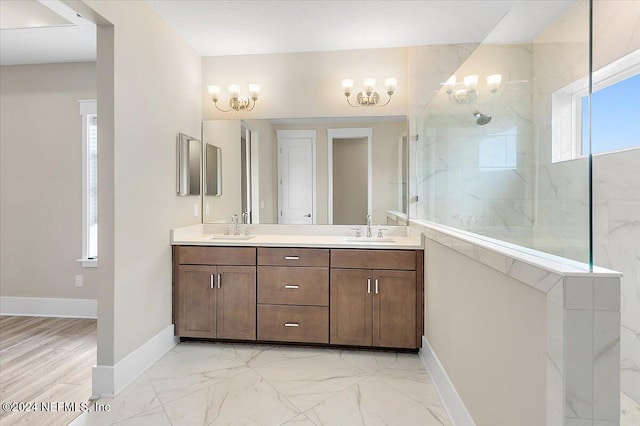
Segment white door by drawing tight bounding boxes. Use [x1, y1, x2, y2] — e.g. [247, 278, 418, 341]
[277, 131, 315, 224]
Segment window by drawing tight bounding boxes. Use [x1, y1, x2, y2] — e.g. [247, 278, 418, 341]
[552, 49, 640, 162]
[479, 126, 517, 170]
[79, 100, 97, 267]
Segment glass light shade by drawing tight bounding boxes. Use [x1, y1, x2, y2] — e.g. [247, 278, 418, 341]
[248, 83, 261, 99]
[207, 85, 221, 101]
[341, 78, 354, 94]
[487, 74, 502, 93]
[384, 77, 398, 94]
[363, 78, 377, 94]
[228, 84, 240, 98]
[463, 75, 479, 91]
[444, 75, 457, 92]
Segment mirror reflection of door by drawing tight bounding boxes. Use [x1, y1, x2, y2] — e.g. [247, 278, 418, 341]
[333, 137, 368, 225]
[241, 125, 252, 223]
[276, 130, 315, 224]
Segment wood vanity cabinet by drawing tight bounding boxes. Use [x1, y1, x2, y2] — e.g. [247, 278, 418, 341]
[257, 247, 330, 344]
[174, 246, 256, 340]
[330, 249, 422, 349]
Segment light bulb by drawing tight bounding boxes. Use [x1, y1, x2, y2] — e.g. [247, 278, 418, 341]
[341, 79, 354, 95]
[248, 83, 261, 99]
[444, 75, 456, 93]
[463, 75, 479, 91]
[228, 84, 240, 98]
[487, 74, 502, 93]
[384, 77, 397, 94]
[207, 85, 220, 101]
[363, 78, 376, 95]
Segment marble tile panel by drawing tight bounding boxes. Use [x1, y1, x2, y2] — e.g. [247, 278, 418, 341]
[621, 391, 640, 426]
[565, 309, 594, 419]
[507, 259, 561, 292]
[564, 419, 593, 426]
[113, 406, 172, 426]
[565, 277, 594, 310]
[473, 246, 507, 274]
[547, 281, 564, 307]
[328, 349, 400, 374]
[305, 376, 451, 426]
[162, 370, 300, 426]
[282, 414, 317, 425]
[593, 277, 621, 311]
[252, 350, 368, 412]
[593, 311, 621, 421]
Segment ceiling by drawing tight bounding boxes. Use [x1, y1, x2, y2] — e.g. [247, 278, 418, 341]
[0, 0, 575, 66]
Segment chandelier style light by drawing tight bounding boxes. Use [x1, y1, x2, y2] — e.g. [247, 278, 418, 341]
[207, 83, 260, 112]
[341, 77, 397, 107]
[443, 74, 502, 105]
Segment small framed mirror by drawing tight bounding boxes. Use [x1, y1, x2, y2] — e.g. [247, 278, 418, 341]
[176, 133, 201, 196]
[205, 143, 222, 196]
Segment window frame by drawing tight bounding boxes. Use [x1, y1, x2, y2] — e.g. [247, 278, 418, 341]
[551, 49, 640, 163]
[78, 100, 97, 268]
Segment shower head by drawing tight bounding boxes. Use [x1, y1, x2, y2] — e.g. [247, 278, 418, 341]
[473, 111, 492, 125]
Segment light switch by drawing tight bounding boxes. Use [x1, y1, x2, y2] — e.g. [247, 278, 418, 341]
[260, 201, 265, 209]
[75, 275, 83, 288]
[193, 203, 199, 217]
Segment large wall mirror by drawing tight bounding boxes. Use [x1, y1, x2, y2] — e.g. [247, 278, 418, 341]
[176, 133, 201, 196]
[202, 117, 408, 226]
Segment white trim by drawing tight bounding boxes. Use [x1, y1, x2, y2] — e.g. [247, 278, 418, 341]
[327, 127, 373, 224]
[0, 296, 97, 318]
[79, 100, 97, 261]
[76, 258, 98, 268]
[419, 336, 476, 426]
[276, 130, 317, 224]
[91, 324, 178, 399]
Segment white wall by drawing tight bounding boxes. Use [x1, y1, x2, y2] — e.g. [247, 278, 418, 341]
[80, 0, 202, 371]
[0, 62, 98, 300]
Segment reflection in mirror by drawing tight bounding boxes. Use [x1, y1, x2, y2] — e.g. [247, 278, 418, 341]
[202, 117, 408, 225]
[205, 143, 222, 196]
[176, 133, 201, 196]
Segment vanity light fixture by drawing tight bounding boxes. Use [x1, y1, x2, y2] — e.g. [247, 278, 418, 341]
[341, 77, 397, 107]
[207, 83, 260, 112]
[443, 74, 502, 105]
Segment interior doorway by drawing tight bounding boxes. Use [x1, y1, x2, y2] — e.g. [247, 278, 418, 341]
[276, 130, 316, 224]
[327, 128, 372, 225]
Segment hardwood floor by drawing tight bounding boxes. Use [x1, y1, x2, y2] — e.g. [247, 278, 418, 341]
[0, 316, 96, 426]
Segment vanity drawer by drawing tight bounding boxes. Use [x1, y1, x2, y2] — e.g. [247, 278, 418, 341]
[257, 247, 329, 267]
[258, 266, 328, 306]
[176, 246, 256, 266]
[257, 305, 328, 344]
[331, 249, 416, 270]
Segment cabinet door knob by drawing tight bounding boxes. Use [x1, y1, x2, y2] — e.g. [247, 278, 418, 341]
[284, 284, 299, 289]
[284, 323, 299, 327]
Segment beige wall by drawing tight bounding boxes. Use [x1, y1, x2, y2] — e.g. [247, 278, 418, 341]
[333, 138, 368, 225]
[424, 238, 546, 426]
[0, 62, 98, 300]
[201, 48, 408, 120]
[81, 0, 202, 365]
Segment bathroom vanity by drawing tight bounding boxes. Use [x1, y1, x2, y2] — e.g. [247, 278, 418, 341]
[171, 225, 424, 350]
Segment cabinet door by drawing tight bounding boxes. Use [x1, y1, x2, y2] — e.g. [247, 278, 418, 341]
[177, 265, 217, 338]
[216, 266, 257, 340]
[373, 270, 417, 349]
[330, 268, 372, 346]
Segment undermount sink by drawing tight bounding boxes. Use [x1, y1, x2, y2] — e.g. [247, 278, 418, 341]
[208, 235, 256, 240]
[344, 237, 395, 243]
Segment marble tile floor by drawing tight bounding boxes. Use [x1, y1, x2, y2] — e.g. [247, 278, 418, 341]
[71, 341, 452, 426]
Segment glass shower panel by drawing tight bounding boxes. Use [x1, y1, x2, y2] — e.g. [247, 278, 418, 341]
[412, 0, 591, 265]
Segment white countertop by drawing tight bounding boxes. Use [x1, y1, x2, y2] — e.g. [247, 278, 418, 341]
[170, 224, 423, 250]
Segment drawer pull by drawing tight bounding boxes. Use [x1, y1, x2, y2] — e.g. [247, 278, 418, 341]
[217, 273, 221, 289]
[375, 278, 379, 295]
[284, 256, 300, 260]
[284, 323, 300, 327]
[284, 284, 299, 289]
[367, 278, 371, 294]
[210, 274, 214, 289]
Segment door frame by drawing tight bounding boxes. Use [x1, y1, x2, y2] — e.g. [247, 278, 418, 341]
[276, 129, 317, 224]
[327, 127, 373, 225]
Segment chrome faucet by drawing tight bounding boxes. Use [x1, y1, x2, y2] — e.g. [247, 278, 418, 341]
[242, 211, 249, 224]
[366, 214, 372, 238]
[232, 214, 240, 235]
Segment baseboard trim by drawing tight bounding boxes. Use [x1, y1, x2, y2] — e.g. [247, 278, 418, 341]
[0, 296, 97, 319]
[419, 336, 476, 426]
[91, 324, 178, 398]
